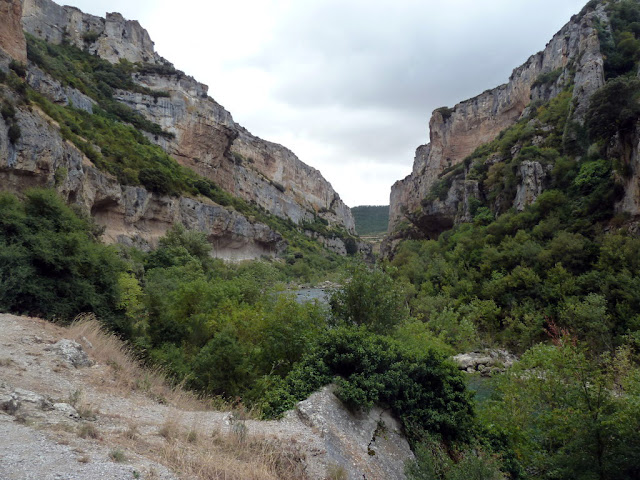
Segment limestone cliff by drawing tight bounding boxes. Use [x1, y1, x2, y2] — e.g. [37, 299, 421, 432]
[20, 0, 356, 235]
[22, 0, 158, 64]
[0, 65, 285, 260]
[389, 4, 607, 235]
[0, 0, 26, 63]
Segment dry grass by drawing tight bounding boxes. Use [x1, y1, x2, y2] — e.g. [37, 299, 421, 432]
[0, 357, 14, 366]
[67, 315, 203, 410]
[65, 315, 308, 479]
[78, 423, 100, 439]
[67, 388, 98, 420]
[154, 427, 307, 480]
[158, 417, 180, 442]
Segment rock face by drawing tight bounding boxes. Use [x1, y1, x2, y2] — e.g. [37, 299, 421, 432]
[0, 89, 285, 259]
[514, 161, 550, 211]
[21, 0, 356, 235]
[0, 0, 26, 63]
[389, 5, 607, 234]
[293, 385, 414, 480]
[26, 65, 95, 113]
[22, 0, 158, 64]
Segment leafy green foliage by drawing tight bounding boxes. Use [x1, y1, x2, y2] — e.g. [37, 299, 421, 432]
[390, 208, 640, 352]
[480, 339, 640, 480]
[599, 0, 640, 78]
[351, 205, 389, 235]
[136, 225, 330, 398]
[406, 436, 503, 480]
[329, 263, 408, 334]
[587, 76, 640, 143]
[262, 326, 473, 443]
[0, 190, 125, 326]
[531, 67, 563, 88]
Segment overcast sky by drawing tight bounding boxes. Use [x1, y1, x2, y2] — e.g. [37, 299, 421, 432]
[62, 0, 587, 206]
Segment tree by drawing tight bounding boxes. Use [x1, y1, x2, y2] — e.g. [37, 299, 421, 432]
[0, 190, 125, 326]
[329, 263, 408, 334]
[480, 338, 640, 480]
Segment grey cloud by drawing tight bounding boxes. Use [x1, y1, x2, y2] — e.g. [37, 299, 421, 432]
[246, 0, 586, 116]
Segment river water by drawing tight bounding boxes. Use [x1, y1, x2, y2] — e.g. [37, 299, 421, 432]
[292, 288, 331, 304]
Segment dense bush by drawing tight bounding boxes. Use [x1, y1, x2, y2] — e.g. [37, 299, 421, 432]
[599, 0, 640, 78]
[329, 263, 408, 334]
[480, 339, 640, 480]
[587, 76, 640, 143]
[262, 326, 473, 443]
[0, 190, 125, 326]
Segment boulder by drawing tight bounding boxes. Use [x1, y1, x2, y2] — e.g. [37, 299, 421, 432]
[47, 340, 93, 368]
[453, 350, 517, 373]
[293, 385, 414, 480]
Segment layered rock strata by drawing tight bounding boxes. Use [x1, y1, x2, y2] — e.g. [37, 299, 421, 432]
[389, 5, 607, 234]
[0, 75, 285, 260]
[21, 0, 356, 234]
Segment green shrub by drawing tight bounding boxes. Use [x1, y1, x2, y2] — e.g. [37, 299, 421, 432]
[1, 101, 16, 121]
[262, 326, 473, 443]
[7, 124, 21, 144]
[480, 341, 640, 480]
[82, 31, 100, 43]
[0, 190, 126, 326]
[531, 67, 563, 88]
[435, 106, 454, 121]
[8, 60, 26, 78]
[329, 263, 408, 334]
[587, 76, 640, 143]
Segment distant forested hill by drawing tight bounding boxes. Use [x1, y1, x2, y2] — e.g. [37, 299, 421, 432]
[351, 206, 389, 235]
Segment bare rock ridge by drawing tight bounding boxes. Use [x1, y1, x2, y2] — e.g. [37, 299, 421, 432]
[22, 0, 158, 64]
[20, 0, 356, 235]
[388, 4, 608, 235]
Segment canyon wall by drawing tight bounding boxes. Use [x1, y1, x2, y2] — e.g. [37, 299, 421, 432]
[20, 0, 356, 234]
[0, 60, 285, 260]
[389, 5, 607, 234]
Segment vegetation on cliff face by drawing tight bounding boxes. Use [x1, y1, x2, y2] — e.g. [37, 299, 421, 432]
[0, 40, 358, 283]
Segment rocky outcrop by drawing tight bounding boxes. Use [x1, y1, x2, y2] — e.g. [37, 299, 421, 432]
[389, 5, 607, 234]
[410, 179, 480, 239]
[453, 350, 517, 376]
[113, 73, 356, 233]
[0, 95, 285, 260]
[293, 385, 414, 480]
[514, 161, 550, 211]
[21, 0, 356, 235]
[617, 128, 640, 218]
[26, 65, 95, 113]
[22, 0, 159, 64]
[0, 0, 26, 63]
[46, 339, 93, 368]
